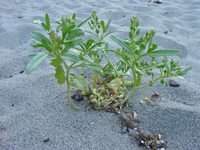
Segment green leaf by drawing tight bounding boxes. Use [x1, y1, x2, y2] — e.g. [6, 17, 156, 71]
[119, 57, 131, 67]
[28, 53, 37, 59]
[71, 13, 76, 21]
[111, 35, 133, 54]
[80, 60, 102, 72]
[55, 65, 66, 84]
[62, 24, 76, 37]
[32, 43, 44, 48]
[103, 31, 116, 38]
[51, 59, 62, 67]
[82, 55, 95, 63]
[134, 67, 144, 75]
[101, 21, 105, 32]
[85, 63, 102, 72]
[148, 43, 157, 52]
[41, 39, 52, 51]
[62, 53, 79, 63]
[25, 51, 49, 74]
[41, 23, 49, 31]
[32, 42, 52, 52]
[105, 19, 111, 33]
[90, 41, 104, 50]
[85, 39, 95, 48]
[63, 39, 83, 53]
[179, 67, 192, 76]
[148, 49, 181, 56]
[67, 28, 84, 39]
[45, 13, 51, 31]
[31, 31, 52, 51]
[31, 31, 49, 43]
[77, 16, 91, 27]
[50, 58, 66, 84]
[160, 79, 165, 85]
[72, 76, 89, 92]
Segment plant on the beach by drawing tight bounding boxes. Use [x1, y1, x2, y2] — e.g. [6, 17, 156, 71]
[110, 17, 191, 89]
[26, 12, 191, 111]
[26, 13, 100, 109]
[77, 11, 128, 110]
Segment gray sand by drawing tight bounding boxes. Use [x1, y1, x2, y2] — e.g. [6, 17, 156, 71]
[1, 0, 200, 149]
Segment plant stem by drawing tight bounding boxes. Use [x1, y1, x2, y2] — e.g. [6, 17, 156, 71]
[102, 50, 116, 72]
[66, 66, 81, 110]
[135, 75, 173, 90]
[131, 68, 139, 87]
[57, 52, 80, 110]
[66, 68, 75, 108]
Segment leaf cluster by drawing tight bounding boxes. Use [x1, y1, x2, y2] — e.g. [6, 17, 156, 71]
[26, 12, 191, 110]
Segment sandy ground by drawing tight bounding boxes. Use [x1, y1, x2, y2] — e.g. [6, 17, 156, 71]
[1, 0, 200, 149]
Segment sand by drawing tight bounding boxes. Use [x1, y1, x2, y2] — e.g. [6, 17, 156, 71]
[0, 0, 200, 149]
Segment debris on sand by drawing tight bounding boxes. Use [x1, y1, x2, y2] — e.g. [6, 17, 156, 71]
[118, 111, 167, 149]
[140, 93, 163, 104]
[17, 16, 23, 19]
[118, 112, 139, 132]
[43, 137, 50, 143]
[148, 0, 163, 4]
[140, 97, 151, 104]
[164, 31, 168, 34]
[154, 0, 163, 4]
[134, 131, 167, 150]
[150, 93, 162, 102]
[71, 90, 84, 101]
[169, 79, 180, 87]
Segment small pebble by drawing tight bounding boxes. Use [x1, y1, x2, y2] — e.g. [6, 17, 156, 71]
[154, 0, 162, 4]
[158, 134, 161, 140]
[164, 31, 168, 34]
[43, 138, 50, 143]
[139, 140, 146, 147]
[160, 140, 165, 144]
[71, 91, 84, 101]
[19, 70, 24, 74]
[169, 79, 180, 87]
[150, 93, 162, 102]
[18, 16, 23, 19]
[156, 140, 161, 145]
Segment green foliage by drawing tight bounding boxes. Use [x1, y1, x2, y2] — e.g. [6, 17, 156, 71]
[111, 17, 191, 88]
[25, 51, 49, 74]
[26, 12, 191, 111]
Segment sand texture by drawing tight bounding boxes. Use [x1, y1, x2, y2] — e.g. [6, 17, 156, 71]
[1, 0, 200, 150]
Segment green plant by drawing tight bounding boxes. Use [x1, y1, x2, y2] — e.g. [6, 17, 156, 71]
[26, 13, 101, 109]
[26, 12, 191, 111]
[110, 17, 191, 89]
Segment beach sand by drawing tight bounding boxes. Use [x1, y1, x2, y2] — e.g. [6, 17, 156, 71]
[0, 0, 200, 149]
